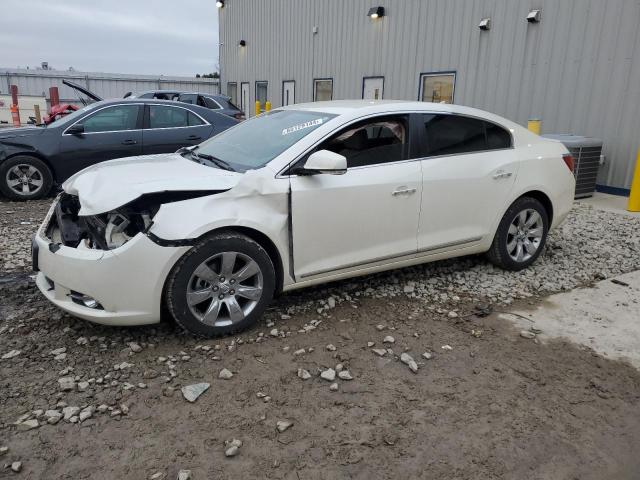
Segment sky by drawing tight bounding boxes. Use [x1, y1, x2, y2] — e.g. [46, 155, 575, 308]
[0, 0, 219, 77]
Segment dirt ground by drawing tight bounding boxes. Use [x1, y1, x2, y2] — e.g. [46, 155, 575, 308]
[1, 196, 640, 479]
[2, 277, 640, 480]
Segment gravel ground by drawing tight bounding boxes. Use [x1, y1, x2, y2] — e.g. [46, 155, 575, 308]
[2, 197, 640, 479]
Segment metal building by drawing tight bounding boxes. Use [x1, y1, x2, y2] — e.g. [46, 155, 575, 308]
[219, 0, 640, 192]
[0, 68, 220, 107]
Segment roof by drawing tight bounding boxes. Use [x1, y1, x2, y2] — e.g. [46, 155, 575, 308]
[281, 100, 521, 130]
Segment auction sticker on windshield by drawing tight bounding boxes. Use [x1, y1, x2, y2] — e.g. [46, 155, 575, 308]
[282, 118, 323, 136]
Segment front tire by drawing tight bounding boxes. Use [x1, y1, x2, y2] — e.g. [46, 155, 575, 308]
[487, 196, 549, 271]
[0, 156, 53, 200]
[165, 232, 276, 337]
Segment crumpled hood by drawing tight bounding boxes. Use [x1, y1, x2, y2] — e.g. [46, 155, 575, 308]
[63, 153, 242, 216]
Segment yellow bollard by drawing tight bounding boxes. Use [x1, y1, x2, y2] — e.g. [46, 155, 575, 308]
[265, 101, 271, 112]
[527, 119, 541, 135]
[34, 104, 42, 124]
[628, 148, 640, 212]
[255, 101, 261, 116]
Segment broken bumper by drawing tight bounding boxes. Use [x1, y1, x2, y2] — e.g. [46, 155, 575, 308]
[34, 205, 188, 326]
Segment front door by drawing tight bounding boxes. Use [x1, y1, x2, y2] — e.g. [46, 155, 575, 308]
[290, 114, 421, 279]
[363, 77, 384, 100]
[241, 82, 250, 118]
[417, 113, 519, 251]
[56, 104, 143, 174]
[282, 81, 295, 106]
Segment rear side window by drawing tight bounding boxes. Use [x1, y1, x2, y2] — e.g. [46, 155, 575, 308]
[421, 114, 511, 157]
[485, 122, 512, 149]
[188, 112, 205, 126]
[203, 97, 221, 109]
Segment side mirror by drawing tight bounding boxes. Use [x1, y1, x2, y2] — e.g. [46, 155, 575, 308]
[66, 123, 84, 135]
[303, 150, 347, 175]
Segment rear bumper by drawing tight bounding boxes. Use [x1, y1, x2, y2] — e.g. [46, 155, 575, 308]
[34, 213, 188, 326]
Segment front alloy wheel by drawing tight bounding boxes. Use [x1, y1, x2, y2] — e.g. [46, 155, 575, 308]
[166, 232, 276, 337]
[187, 252, 264, 327]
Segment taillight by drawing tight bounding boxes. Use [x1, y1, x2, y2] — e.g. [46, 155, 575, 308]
[234, 113, 245, 121]
[562, 154, 574, 173]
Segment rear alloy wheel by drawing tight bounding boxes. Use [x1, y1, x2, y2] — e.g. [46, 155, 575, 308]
[0, 156, 53, 200]
[487, 196, 549, 271]
[166, 233, 275, 337]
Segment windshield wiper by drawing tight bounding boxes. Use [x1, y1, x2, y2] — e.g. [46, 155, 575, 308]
[190, 151, 235, 172]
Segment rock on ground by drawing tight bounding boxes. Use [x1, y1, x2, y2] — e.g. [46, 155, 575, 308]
[181, 383, 211, 402]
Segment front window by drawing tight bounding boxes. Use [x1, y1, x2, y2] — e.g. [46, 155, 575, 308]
[192, 109, 336, 172]
[317, 115, 408, 168]
[82, 105, 139, 133]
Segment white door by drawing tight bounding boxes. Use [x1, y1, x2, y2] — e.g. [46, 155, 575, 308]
[283, 81, 295, 106]
[241, 83, 250, 118]
[363, 77, 384, 100]
[417, 114, 519, 251]
[290, 114, 420, 279]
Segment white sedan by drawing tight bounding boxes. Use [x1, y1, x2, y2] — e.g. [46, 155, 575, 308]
[33, 100, 575, 337]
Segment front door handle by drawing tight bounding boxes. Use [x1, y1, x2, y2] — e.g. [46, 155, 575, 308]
[392, 187, 417, 196]
[121, 139, 137, 145]
[493, 170, 513, 180]
[187, 135, 202, 141]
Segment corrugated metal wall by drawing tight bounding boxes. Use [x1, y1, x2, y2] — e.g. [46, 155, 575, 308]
[0, 68, 220, 105]
[220, 0, 640, 190]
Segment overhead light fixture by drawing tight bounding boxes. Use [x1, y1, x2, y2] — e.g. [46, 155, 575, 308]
[527, 9, 541, 23]
[367, 6, 385, 19]
[479, 17, 491, 30]
[216, 0, 224, 7]
[238, 39, 246, 47]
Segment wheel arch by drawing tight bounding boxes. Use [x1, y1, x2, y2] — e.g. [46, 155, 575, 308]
[161, 226, 285, 296]
[518, 190, 554, 225]
[3, 151, 56, 180]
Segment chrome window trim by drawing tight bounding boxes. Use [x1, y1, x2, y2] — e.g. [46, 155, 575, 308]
[147, 103, 211, 128]
[62, 103, 144, 136]
[275, 110, 515, 178]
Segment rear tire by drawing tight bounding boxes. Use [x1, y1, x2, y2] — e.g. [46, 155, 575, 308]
[487, 196, 549, 271]
[0, 156, 53, 200]
[165, 232, 276, 338]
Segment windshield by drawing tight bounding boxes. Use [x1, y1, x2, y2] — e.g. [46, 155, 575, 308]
[47, 103, 101, 128]
[193, 109, 336, 171]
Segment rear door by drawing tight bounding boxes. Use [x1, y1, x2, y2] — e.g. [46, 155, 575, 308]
[56, 103, 143, 173]
[417, 113, 519, 252]
[142, 104, 213, 155]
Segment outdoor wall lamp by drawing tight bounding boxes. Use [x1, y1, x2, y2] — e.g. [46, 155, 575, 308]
[367, 7, 385, 19]
[527, 9, 541, 23]
[216, 0, 224, 8]
[239, 40, 246, 47]
[479, 17, 491, 30]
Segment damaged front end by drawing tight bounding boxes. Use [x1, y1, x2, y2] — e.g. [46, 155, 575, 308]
[46, 191, 216, 251]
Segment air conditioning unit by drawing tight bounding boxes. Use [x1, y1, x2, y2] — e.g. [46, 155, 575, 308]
[543, 134, 603, 199]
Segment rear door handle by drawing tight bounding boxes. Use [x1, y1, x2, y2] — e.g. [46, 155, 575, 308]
[493, 170, 513, 180]
[121, 139, 137, 145]
[187, 135, 202, 140]
[392, 187, 417, 196]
